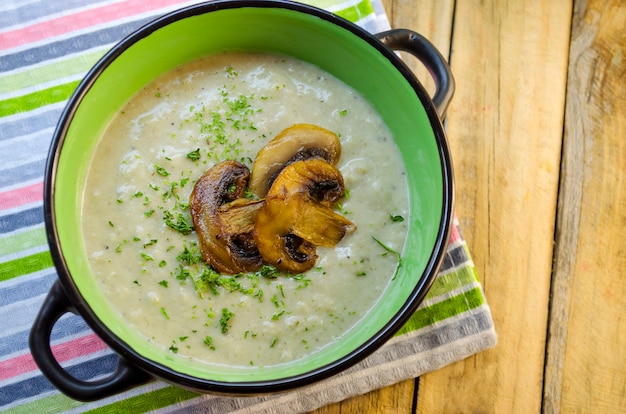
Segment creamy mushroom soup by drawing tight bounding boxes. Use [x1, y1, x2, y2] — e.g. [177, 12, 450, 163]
[82, 53, 409, 368]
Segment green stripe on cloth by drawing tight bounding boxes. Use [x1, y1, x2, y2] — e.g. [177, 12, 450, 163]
[0, 250, 53, 281]
[0, 226, 47, 256]
[0, 48, 107, 94]
[6, 384, 197, 414]
[395, 286, 486, 336]
[84, 386, 199, 413]
[0, 80, 80, 117]
[332, 0, 374, 23]
[425, 258, 480, 299]
[4, 392, 85, 414]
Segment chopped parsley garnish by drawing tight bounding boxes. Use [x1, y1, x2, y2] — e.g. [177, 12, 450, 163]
[177, 243, 201, 265]
[154, 164, 170, 177]
[195, 267, 221, 295]
[140, 252, 154, 261]
[174, 265, 192, 282]
[219, 308, 234, 334]
[270, 294, 283, 308]
[272, 310, 285, 320]
[259, 265, 280, 279]
[372, 236, 403, 279]
[163, 210, 193, 235]
[203, 336, 216, 350]
[389, 214, 405, 223]
[292, 274, 312, 289]
[115, 239, 127, 253]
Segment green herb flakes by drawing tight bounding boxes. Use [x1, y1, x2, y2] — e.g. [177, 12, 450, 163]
[203, 336, 216, 350]
[163, 211, 193, 235]
[372, 236, 403, 279]
[219, 308, 234, 334]
[154, 164, 170, 176]
[260, 265, 280, 279]
[389, 214, 405, 223]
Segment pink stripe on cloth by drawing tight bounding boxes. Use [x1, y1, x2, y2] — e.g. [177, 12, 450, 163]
[0, 0, 190, 50]
[0, 182, 43, 210]
[0, 333, 107, 381]
[448, 216, 461, 244]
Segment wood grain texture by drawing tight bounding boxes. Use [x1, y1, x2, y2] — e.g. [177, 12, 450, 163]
[415, 1, 572, 413]
[311, 379, 415, 414]
[544, 0, 626, 412]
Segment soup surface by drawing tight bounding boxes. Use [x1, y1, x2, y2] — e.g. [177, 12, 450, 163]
[82, 52, 409, 369]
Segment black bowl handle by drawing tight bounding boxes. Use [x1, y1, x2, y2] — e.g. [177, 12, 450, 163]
[376, 29, 455, 119]
[29, 280, 152, 401]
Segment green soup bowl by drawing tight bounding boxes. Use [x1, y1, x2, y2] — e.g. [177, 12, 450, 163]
[30, 0, 454, 401]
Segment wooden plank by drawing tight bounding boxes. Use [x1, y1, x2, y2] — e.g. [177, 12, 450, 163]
[415, 1, 572, 413]
[544, 1, 626, 412]
[312, 379, 415, 414]
[310, 0, 454, 411]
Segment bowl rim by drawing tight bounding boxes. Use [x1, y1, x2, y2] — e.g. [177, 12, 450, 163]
[43, 0, 454, 394]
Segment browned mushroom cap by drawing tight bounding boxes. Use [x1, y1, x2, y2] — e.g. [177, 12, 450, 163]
[264, 156, 346, 206]
[249, 123, 342, 197]
[190, 160, 264, 274]
[253, 197, 319, 274]
[254, 159, 356, 273]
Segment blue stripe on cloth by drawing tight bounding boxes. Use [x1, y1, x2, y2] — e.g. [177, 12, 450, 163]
[0, 313, 92, 359]
[0, 107, 62, 141]
[0, 159, 45, 188]
[0, 353, 117, 406]
[0, 129, 53, 173]
[0, 206, 43, 234]
[0, 18, 154, 72]
[0, 268, 56, 308]
[0, 0, 105, 29]
[440, 243, 470, 271]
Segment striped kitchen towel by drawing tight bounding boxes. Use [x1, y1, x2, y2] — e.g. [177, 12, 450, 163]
[0, 0, 497, 412]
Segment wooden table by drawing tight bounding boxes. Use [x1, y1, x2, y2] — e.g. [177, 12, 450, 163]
[313, 0, 626, 412]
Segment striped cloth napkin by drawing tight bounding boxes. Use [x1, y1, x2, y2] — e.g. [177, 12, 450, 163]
[0, 0, 497, 412]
